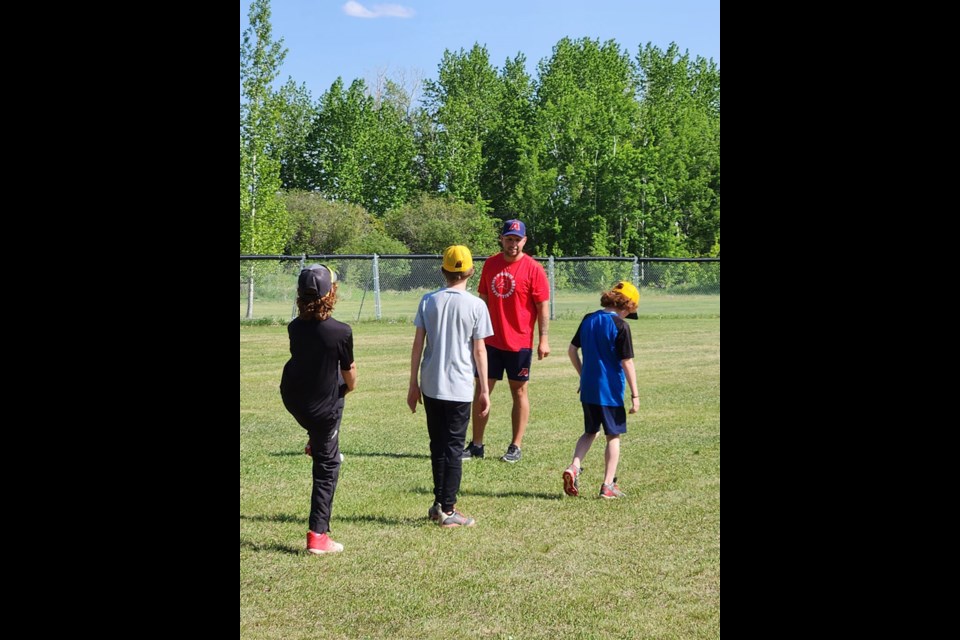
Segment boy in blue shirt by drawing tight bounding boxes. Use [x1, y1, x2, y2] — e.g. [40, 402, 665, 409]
[563, 281, 640, 499]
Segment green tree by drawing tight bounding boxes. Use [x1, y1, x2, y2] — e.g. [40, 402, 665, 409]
[284, 190, 376, 255]
[383, 193, 500, 255]
[305, 77, 417, 215]
[634, 43, 720, 257]
[304, 78, 365, 199]
[275, 79, 315, 190]
[360, 78, 418, 214]
[339, 227, 409, 255]
[482, 54, 538, 220]
[240, 0, 289, 317]
[422, 44, 501, 204]
[283, 191, 410, 289]
[534, 38, 642, 257]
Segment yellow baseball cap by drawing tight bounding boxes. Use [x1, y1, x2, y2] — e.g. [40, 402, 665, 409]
[443, 245, 473, 272]
[613, 281, 640, 319]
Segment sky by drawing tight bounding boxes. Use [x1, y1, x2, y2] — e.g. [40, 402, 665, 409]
[240, 0, 720, 100]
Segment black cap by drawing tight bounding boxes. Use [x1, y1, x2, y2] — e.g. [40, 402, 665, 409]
[298, 264, 337, 297]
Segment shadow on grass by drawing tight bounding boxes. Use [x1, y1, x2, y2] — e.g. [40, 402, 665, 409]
[241, 513, 301, 523]
[239, 537, 302, 555]
[409, 485, 562, 501]
[268, 450, 429, 459]
[339, 450, 430, 460]
[240, 512, 424, 528]
[461, 488, 563, 501]
[336, 513, 424, 527]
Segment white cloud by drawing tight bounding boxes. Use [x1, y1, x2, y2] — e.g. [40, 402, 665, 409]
[342, 1, 415, 19]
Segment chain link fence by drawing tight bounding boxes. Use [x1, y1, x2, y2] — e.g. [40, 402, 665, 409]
[240, 255, 719, 322]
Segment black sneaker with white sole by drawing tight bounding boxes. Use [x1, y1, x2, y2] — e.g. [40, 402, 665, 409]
[500, 444, 522, 463]
[461, 441, 484, 460]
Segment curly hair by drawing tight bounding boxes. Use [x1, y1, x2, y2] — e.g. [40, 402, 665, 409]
[296, 283, 338, 321]
[600, 289, 638, 316]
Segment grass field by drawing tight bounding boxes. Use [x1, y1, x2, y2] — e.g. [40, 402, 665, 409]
[240, 315, 720, 639]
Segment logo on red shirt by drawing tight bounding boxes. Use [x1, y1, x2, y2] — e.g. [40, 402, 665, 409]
[491, 271, 517, 298]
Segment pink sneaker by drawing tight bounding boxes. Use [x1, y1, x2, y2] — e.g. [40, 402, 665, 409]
[439, 509, 475, 528]
[307, 530, 344, 554]
[562, 465, 581, 497]
[599, 478, 626, 499]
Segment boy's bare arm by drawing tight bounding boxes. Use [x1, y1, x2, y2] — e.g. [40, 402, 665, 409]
[621, 358, 639, 414]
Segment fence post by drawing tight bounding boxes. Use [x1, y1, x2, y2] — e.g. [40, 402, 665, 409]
[632, 257, 639, 289]
[373, 254, 382, 320]
[548, 255, 555, 321]
[291, 254, 306, 320]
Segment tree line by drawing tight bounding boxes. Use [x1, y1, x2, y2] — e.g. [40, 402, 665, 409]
[241, 0, 720, 261]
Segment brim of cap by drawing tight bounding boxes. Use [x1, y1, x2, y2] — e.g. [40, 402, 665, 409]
[626, 312, 638, 320]
[501, 232, 525, 237]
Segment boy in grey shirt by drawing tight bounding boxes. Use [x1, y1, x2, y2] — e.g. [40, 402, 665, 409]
[408, 245, 493, 527]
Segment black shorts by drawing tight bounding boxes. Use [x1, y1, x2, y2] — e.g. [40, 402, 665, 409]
[582, 402, 627, 436]
[481, 345, 533, 382]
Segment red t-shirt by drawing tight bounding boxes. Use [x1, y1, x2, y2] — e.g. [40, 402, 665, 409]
[478, 253, 550, 351]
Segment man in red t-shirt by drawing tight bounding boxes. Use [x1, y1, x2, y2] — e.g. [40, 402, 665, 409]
[462, 219, 551, 463]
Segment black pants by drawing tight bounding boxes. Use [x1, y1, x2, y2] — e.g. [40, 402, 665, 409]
[305, 399, 343, 534]
[422, 395, 470, 511]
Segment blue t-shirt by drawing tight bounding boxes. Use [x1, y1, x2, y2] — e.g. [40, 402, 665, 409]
[571, 311, 634, 407]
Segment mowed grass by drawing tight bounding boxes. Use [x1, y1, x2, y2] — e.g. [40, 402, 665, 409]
[240, 315, 720, 639]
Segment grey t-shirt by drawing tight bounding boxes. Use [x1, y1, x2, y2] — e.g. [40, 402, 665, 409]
[414, 287, 493, 402]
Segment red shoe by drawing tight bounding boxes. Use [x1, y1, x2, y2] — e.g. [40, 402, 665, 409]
[439, 509, 475, 528]
[307, 530, 344, 554]
[562, 465, 581, 497]
[599, 478, 626, 499]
